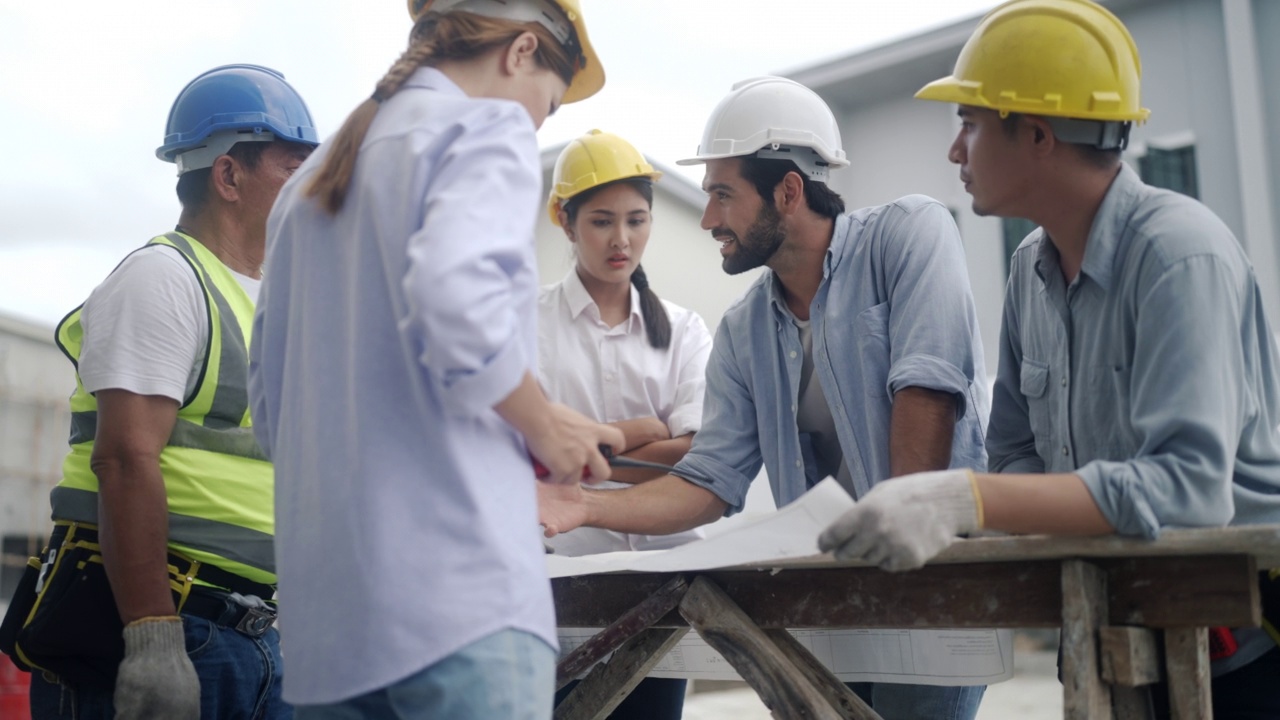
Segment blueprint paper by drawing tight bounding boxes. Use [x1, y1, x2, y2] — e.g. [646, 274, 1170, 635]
[550, 478, 1014, 685]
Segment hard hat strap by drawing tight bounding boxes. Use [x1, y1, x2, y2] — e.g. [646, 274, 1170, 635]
[1045, 117, 1132, 151]
[174, 129, 277, 176]
[756, 145, 832, 184]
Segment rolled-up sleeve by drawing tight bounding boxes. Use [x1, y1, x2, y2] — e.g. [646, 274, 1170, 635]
[402, 107, 540, 418]
[666, 312, 713, 438]
[673, 321, 761, 515]
[1076, 256, 1241, 537]
[880, 199, 982, 419]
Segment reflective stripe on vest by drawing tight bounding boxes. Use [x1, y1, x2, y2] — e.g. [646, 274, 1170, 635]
[51, 232, 275, 585]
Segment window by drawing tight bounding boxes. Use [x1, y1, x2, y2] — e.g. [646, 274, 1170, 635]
[1139, 145, 1199, 199]
[1002, 217, 1039, 277]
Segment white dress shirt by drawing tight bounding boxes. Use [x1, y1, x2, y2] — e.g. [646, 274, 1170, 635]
[537, 269, 713, 555]
[251, 67, 554, 704]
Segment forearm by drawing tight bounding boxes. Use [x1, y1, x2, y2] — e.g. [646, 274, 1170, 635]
[889, 386, 957, 476]
[608, 417, 670, 453]
[494, 371, 552, 437]
[584, 474, 726, 535]
[610, 434, 694, 484]
[976, 472, 1114, 535]
[94, 456, 176, 624]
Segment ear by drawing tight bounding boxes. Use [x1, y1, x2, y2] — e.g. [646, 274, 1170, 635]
[209, 155, 243, 203]
[1026, 116, 1057, 157]
[775, 171, 806, 216]
[502, 31, 541, 77]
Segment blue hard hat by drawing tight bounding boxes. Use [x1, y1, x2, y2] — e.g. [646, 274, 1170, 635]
[156, 64, 319, 172]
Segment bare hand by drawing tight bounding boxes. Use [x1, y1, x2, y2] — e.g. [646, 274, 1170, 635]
[538, 480, 589, 537]
[526, 404, 625, 485]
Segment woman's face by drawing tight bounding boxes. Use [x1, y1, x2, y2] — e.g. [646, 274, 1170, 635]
[565, 183, 652, 287]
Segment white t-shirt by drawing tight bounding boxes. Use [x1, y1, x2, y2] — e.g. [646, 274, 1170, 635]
[78, 245, 260, 401]
[794, 319, 854, 495]
[538, 270, 713, 555]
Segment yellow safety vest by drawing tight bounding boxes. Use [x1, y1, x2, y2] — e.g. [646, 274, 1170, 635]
[50, 231, 275, 586]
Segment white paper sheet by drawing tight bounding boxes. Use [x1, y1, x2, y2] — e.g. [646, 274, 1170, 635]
[557, 627, 1015, 685]
[550, 478, 1015, 685]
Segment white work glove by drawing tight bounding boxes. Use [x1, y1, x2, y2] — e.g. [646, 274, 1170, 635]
[114, 616, 200, 719]
[817, 469, 983, 572]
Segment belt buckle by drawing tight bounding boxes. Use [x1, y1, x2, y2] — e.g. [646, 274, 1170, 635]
[235, 606, 274, 638]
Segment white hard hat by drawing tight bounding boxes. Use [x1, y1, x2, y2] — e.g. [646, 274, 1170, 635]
[677, 76, 849, 183]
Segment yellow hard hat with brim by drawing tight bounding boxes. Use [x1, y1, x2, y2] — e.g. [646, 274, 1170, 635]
[548, 130, 662, 226]
[408, 0, 604, 104]
[915, 0, 1150, 123]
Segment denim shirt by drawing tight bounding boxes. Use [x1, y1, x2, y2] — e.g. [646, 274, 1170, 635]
[988, 164, 1280, 538]
[674, 195, 989, 513]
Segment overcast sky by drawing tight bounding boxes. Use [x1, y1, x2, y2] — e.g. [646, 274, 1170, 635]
[0, 0, 999, 327]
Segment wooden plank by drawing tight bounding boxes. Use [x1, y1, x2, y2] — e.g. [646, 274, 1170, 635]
[1107, 555, 1258, 628]
[1112, 686, 1156, 720]
[679, 576, 841, 720]
[555, 574, 688, 689]
[732, 525, 1280, 570]
[554, 628, 688, 720]
[1099, 627, 1161, 687]
[1061, 560, 1112, 720]
[1164, 628, 1211, 720]
[764, 629, 884, 720]
[554, 556, 1256, 630]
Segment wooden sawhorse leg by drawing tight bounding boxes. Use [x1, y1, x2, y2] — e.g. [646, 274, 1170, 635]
[679, 575, 883, 720]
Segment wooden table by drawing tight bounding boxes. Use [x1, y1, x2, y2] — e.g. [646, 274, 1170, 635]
[551, 526, 1280, 720]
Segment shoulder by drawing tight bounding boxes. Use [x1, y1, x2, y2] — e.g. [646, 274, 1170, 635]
[1127, 187, 1243, 270]
[87, 245, 202, 306]
[853, 194, 952, 227]
[659, 297, 711, 335]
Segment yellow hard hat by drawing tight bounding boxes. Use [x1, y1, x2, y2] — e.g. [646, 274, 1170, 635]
[408, 0, 604, 104]
[916, 0, 1150, 123]
[548, 129, 662, 226]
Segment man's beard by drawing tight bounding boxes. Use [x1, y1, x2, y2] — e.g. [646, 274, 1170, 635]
[719, 202, 786, 275]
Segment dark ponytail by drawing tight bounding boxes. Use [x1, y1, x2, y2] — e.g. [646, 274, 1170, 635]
[631, 264, 671, 350]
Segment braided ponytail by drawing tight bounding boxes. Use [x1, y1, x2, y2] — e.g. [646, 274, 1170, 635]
[307, 12, 576, 215]
[631, 264, 672, 350]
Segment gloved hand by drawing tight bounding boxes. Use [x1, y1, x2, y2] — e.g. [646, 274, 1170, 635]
[114, 616, 200, 719]
[817, 469, 983, 572]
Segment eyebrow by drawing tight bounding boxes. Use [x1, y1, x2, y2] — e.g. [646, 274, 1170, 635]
[956, 108, 974, 118]
[703, 182, 733, 194]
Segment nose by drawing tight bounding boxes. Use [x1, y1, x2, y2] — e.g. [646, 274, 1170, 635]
[700, 199, 717, 231]
[948, 129, 965, 166]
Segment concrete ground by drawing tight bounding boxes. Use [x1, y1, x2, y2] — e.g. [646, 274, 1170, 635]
[682, 649, 1064, 720]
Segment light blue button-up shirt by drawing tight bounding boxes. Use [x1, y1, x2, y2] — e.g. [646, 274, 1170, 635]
[988, 164, 1280, 536]
[675, 195, 989, 513]
[249, 68, 554, 704]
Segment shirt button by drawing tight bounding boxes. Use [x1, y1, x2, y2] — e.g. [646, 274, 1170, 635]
[795, 460, 803, 468]
[792, 404, 797, 413]
[1061, 377, 1067, 387]
[790, 350, 797, 359]
[1062, 446, 1070, 456]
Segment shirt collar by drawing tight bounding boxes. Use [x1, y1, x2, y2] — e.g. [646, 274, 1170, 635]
[561, 269, 644, 328]
[401, 67, 467, 97]
[1078, 163, 1144, 291]
[767, 214, 851, 322]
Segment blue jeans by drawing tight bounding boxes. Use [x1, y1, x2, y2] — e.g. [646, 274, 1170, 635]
[846, 682, 985, 720]
[295, 629, 554, 720]
[30, 613, 289, 719]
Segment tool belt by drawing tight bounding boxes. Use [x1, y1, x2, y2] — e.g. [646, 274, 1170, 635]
[0, 521, 276, 691]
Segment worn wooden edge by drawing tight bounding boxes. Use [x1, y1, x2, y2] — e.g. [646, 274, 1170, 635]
[1099, 626, 1162, 687]
[554, 628, 689, 720]
[555, 556, 1256, 630]
[1164, 628, 1211, 720]
[651, 525, 1280, 573]
[1061, 560, 1113, 720]
[1111, 686, 1156, 720]
[679, 576, 842, 720]
[763, 629, 884, 720]
[555, 574, 688, 688]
